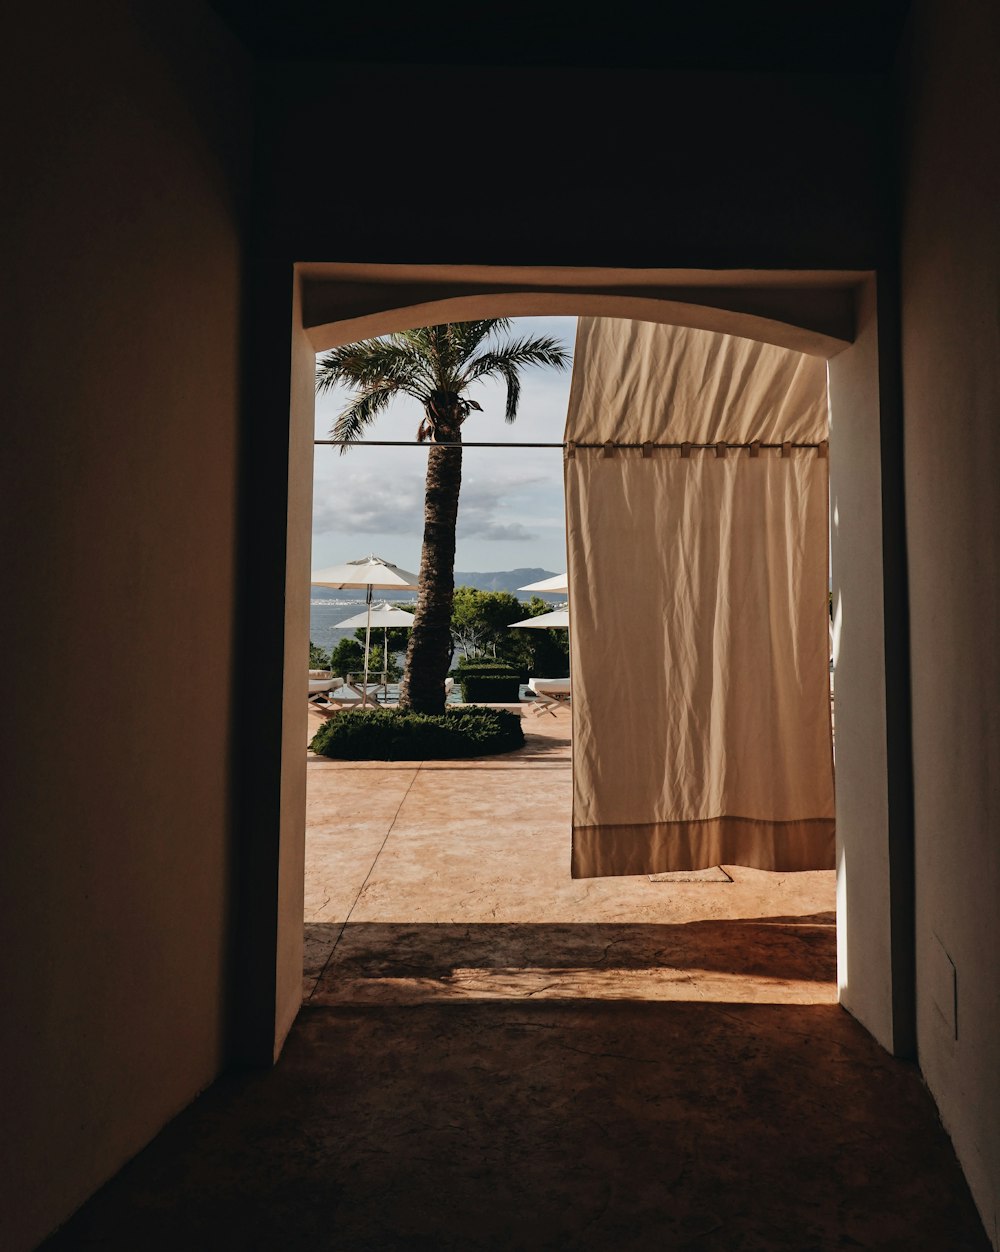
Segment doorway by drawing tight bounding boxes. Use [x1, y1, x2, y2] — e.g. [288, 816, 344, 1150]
[234, 263, 912, 1072]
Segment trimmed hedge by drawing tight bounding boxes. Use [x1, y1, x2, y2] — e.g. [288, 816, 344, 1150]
[452, 660, 518, 676]
[460, 673, 522, 702]
[454, 659, 517, 669]
[309, 707, 525, 761]
[452, 660, 521, 702]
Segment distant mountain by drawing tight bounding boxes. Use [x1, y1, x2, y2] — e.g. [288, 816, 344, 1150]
[453, 568, 558, 594]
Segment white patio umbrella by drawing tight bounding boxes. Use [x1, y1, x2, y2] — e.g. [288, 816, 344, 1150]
[311, 554, 419, 703]
[510, 607, 570, 711]
[332, 602, 415, 680]
[518, 572, 569, 594]
[508, 607, 570, 629]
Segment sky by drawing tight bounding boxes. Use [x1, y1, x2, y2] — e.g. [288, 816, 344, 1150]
[312, 316, 577, 575]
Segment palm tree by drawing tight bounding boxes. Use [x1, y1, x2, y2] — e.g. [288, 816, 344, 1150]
[316, 320, 570, 713]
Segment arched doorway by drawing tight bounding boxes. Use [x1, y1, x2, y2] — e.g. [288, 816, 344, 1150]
[234, 263, 911, 1069]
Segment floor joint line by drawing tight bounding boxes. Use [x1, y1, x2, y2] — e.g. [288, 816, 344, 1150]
[307, 764, 422, 1000]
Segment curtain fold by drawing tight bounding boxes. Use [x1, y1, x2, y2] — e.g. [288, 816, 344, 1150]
[565, 319, 834, 878]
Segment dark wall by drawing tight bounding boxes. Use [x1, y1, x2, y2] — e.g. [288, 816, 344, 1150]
[898, 0, 1000, 1242]
[251, 63, 893, 270]
[0, 3, 251, 1247]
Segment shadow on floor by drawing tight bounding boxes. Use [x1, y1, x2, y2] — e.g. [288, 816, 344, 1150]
[305, 916, 839, 1005]
[44, 1000, 989, 1251]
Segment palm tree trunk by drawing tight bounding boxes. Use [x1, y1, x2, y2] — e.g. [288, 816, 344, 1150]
[399, 426, 462, 713]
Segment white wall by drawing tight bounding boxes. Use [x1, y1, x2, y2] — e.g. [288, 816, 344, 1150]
[828, 281, 896, 1051]
[276, 273, 315, 1053]
[900, 1, 1000, 1244]
[0, 4, 250, 1247]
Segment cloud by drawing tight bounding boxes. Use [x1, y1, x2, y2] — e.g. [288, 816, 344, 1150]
[457, 479, 541, 541]
[471, 522, 537, 541]
[312, 470, 544, 541]
[312, 472, 424, 535]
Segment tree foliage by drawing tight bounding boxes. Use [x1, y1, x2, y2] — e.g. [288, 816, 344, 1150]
[451, 586, 525, 658]
[497, 595, 570, 678]
[325, 635, 402, 681]
[353, 626, 410, 654]
[317, 321, 570, 447]
[327, 637, 363, 675]
[450, 588, 569, 678]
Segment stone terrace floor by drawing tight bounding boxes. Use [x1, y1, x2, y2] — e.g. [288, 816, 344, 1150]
[303, 706, 841, 1009]
[46, 707, 990, 1250]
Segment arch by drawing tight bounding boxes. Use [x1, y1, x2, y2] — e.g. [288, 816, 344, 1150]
[298, 263, 863, 359]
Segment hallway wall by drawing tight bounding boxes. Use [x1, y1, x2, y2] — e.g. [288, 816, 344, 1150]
[899, 0, 1000, 1243]
[828, 282, 895, 1049]
[0, 3, 250, 1247]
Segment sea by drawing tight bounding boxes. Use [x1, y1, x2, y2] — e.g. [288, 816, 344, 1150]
[311, 589, 434, 701]
[309, 589, 418, 656]
[309, 567, 559, 651]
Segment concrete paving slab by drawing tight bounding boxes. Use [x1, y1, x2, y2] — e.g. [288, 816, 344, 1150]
[305, 710, 838, 994]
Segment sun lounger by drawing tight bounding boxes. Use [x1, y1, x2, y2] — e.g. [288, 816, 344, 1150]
[308, 676, 343, 699]
[345, 674, 454, 705]
[344, 671, 391, 706]
[311, 674, 455, 711]
[525, 677, 571, 716]
[308, 676, 369, 713]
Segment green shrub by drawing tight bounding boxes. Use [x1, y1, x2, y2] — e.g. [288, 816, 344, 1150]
[453, 659, 519, 674]
[453, 659, 521, 699]
[459, 673, 522, 703]
[309, 707, 524, 761]
[309, 641, 331, 669]
[328, 637, 365, 674]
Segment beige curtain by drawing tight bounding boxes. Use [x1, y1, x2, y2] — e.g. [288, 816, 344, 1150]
[565, 319, 835, 878]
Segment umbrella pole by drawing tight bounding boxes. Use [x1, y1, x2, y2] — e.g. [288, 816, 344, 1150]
[362, 585, 373, 706]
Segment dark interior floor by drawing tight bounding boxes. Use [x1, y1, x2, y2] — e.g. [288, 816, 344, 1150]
[45, 994, 989, 1250]
[45, 727, 989, 1249]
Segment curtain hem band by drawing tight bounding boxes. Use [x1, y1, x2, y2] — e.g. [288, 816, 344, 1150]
[571, 815, 836, 878]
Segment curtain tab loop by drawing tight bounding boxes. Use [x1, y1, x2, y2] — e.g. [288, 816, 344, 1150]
[680, 441, 693, 459]
[749, 440, 761, 458]
[565, 441, 576, 460]
[715, 441, 728, 459]
[603, 441, 616, 458]
[641, 441, 654, 459]
[781, 441, 792, 458]
[817, 440, 829, 459]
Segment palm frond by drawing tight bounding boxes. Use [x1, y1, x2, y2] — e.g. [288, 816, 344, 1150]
[317, 323, 571, 437]
[452, 319, 511, 359]
[397, 326, 437, 354]
[317, 336, 429, 394]
[494, 361, 521, 422]
[395, 322, 512, 389]
[458, 335, 571, 420]
[396, 325, 452, 390]
[330, 381, 403, 451]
